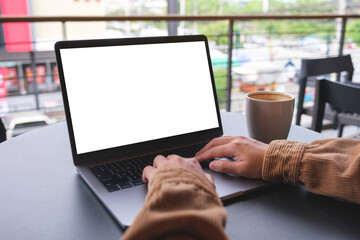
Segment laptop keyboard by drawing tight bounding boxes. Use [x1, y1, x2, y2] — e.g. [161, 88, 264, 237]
[89, 143, 207, 192]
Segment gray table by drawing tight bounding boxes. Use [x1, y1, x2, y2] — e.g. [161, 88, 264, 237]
[1, 112, 359, 240]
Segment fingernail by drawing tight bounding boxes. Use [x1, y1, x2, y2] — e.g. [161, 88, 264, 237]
[209, 161, 218, 171]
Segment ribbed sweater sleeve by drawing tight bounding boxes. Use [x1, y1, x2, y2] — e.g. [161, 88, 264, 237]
[262, 138, 360, 204]
[121, 168, 228, 240]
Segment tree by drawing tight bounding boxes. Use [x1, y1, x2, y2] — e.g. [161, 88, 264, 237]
[347, 19, 360, 44]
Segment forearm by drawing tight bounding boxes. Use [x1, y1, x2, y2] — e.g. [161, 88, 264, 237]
[122, 168, 228, 240]
[263, 139, 360, 204]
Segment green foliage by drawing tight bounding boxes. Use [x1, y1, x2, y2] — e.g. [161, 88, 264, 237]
[197, 21, 229, 45]
[184, 0, 242, 46]
[185, 0, 243, 15]
[347, 20, 360, 44]
[293, 0, 335, 13]
[237, 0, 336, 39]
[183, 0, 338, 45]
[241, 1, 262, 13]
[250, 20, 335, 39]
[213, 68, 227, 90]
[213, 68, 227, 108]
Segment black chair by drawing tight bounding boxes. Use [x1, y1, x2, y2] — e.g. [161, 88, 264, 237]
[0, 117, 6, 143]
[311, 79, 360, 137]
[296, 55, 354, 133]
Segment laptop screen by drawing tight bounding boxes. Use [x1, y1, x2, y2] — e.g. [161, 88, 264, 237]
[58, 38, 220, 155]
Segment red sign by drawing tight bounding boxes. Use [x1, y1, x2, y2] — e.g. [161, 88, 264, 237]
[0, 67, 8, 100]
[24, 65, 47, 85]
[6, 67, 19, 91]
[52, 65, 60, 86]
[0, 0, 33, 52]
[35, 65, 46, 84]
[25, 66, 34, 83]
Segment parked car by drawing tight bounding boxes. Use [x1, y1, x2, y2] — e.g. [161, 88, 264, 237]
[4, 111, 55, 139]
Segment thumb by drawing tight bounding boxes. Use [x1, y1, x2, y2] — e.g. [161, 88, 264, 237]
[204, 173, 215, 187]
[209, 160, 239, 175]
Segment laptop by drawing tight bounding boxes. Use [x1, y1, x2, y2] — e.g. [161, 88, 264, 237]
[55, 35, 264, 227]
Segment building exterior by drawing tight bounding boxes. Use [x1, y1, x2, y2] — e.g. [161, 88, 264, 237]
[30, 0, 106, 50]
[0, 0, 106, 51]
[0, 0, 106, 99]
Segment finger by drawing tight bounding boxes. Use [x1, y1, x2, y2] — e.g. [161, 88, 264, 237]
[204, 173, 215, 187]
[167, 154, 182, 160]
[166, 155, 185, 165]
[153, 155, 167, 168]
[196, 136, 234, 156]
[195, 144, 235, 162]
[209, 160, 241, 175]
[142, 166, 156, 182]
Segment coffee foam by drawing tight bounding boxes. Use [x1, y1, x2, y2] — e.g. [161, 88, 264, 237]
[249, 93, 292, 101]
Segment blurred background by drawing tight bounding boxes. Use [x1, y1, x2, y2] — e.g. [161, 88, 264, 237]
[1, 0, 360, 139]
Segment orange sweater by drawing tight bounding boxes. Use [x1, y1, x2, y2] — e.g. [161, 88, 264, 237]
[264, 138, 360, 204]
[122, 138, 360, 239]
[122, 168, 228, 240]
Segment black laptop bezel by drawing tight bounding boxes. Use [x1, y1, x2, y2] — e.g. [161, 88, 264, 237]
[55, 35, 223, 166]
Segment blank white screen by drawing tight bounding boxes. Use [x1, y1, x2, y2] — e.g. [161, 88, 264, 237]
[60, 41, 219, 154]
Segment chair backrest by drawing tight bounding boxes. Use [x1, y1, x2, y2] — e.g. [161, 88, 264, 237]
[299, 55, 354, 81]
[296, 54, 354, 126]
[311, 79, 360, 133]
[0, 117, 6, 143]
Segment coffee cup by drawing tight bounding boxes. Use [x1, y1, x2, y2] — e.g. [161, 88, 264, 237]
[245, 91, 295, 144]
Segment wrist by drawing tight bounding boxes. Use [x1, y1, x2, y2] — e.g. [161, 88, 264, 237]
[262, 140, 307, 184]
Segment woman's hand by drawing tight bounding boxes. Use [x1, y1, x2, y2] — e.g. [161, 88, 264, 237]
[142, 154, 214, 186]
[196, 136, 268, 179]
